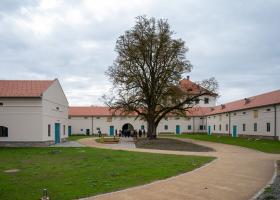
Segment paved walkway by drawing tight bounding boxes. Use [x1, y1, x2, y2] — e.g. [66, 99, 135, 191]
[50, 141, 85, 147]
[78, 137, 280, 200]
[111, 137, 136, 148]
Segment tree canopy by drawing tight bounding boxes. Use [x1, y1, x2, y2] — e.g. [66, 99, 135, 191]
[105, 16, 218, 139]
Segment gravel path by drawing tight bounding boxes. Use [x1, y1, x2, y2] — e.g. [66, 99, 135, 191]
[257, 161, 280, 200]
[50, 141, 85, 147]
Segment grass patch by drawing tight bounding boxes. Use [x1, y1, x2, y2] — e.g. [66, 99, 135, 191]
[172, 134, 280, 154]
[136, 138, 214, 152]
[0, 147, 214, 200]
[67, 135, 95, 141]
[96, 137, 120, 144]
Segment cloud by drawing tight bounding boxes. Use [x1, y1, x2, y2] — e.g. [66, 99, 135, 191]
[0, 0, 279, 106]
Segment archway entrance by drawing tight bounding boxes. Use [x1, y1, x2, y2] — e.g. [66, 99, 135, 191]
[122, 123, 134, 132]
[122, 123, 134, 137]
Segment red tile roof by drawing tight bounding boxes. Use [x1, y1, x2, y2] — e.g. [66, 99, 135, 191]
[0, 80, 54, 97]
[179, 78, 218, 96]
[208, 89, 280, 115]
[69, 90, 280, 117]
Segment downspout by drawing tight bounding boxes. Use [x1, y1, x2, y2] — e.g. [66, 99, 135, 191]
[205, 116, 207, 134]
[91, 116, 93, 135]
[228, 112, 231, 136]
[274, 105, 277, 140]
[193, 117, 195, 134]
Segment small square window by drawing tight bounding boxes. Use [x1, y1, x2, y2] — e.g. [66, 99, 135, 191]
[164, 125, 168, 130]
[204, 98, 209, 104]
[199, 125, 203, 130]
[266, 108, 271, 112]
[243, 112, 246, 115]
[188, 125, 192, 130]
[0, 102, 3, 106]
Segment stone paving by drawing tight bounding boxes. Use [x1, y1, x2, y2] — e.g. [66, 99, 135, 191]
[50, 141, 85, 147]
[111, 137, 136, 149]
[77, 137, 280, 200]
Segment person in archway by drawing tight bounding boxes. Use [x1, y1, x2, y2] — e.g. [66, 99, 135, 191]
[143, 129, 146, 137]
[139, 129, 142, 137]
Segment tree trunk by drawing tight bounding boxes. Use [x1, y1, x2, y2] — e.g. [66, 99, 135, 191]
[147, 118, 157, 139]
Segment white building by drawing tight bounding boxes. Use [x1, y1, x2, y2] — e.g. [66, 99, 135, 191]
[0, 79, 69, 146]
[69, 79, 280, 140]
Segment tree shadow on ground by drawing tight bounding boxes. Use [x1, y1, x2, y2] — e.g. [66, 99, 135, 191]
[135, 138, 214, 152]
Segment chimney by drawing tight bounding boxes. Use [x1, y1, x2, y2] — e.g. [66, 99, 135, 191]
[244, 98, 250, 104]
[187, 75, 190, 80]
[221, 104, 225, 109]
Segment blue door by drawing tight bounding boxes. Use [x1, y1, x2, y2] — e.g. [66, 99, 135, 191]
[55, 123, 60, 144]
[232, 125, 237, 137]
[176, 125, 180, 134]
[208, 126, 211, 135]
[109, 126, 114, 136]
[68, 126, 72, 136]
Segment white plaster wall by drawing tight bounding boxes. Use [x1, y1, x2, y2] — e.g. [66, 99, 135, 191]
[0, 98, 43, 141]
[206, 106, 278, 137]
[69, 117, 92, 135]
[42, 80, 69, 142]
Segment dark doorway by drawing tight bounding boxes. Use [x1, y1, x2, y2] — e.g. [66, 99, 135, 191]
[122, 123, 134, 132]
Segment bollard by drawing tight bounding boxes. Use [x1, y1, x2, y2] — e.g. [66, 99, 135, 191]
[41, 188, 50, 200]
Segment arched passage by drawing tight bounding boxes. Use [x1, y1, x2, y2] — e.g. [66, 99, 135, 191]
[122, 123, 134, 132]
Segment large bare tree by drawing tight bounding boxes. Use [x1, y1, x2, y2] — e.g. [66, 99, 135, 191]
[105, 16, 218, 139]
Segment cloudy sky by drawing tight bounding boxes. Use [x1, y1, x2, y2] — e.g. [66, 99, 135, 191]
[0, 0, 279, 106]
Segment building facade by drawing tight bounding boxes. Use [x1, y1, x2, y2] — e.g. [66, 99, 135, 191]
[0, 79, 69, 146]
[69, 87, 280, 140]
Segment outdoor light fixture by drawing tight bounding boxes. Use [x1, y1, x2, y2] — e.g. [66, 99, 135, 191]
[41, 189, 50, 200]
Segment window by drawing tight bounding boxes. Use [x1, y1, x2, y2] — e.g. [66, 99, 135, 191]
[164, 125, 168, 130]
[253, 110, 258, 118]
[0, 126, 8, 137]
[226, 124, 228, 131]
[233, 113, 236, 116]
[204, 98, 209, 104]
[214, 125, 216, 131]
[254, 123, 257, 132]
[188, 125, 192, 130]
[48, 124, 51, 136]
[84, 117, 88, 119]
[0, 102, 3, 106]
[195, 99, 200, 104]
[56, 107, 59, 111]
[242, 124, 246, 131]
[80, 129, 83, 131]
[267, 123, 271, 132]
[68, 116, 71, 119]
[63, 125, 66, 135]
[243, 112, 246, 115]
[266, 108, 271, 112]
[199, 125, 204, 130]
[96, 117, 100, 119]
[219, 124, 221, 131]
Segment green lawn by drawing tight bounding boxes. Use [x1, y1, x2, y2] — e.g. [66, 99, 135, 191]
[0, 147, 214, 200]
[173, 134, 280, 154]
[67, 135, 95, 141]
